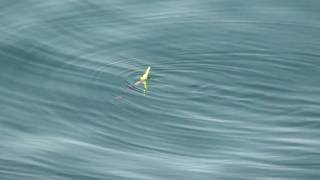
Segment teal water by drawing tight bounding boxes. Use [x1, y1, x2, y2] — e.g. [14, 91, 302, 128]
[1, 1, 320, 179]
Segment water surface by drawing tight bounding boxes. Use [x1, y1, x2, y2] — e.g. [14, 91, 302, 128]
[1, 0, 320, 179]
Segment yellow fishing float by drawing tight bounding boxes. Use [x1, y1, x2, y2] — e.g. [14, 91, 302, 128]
[134, 66, 151, 94]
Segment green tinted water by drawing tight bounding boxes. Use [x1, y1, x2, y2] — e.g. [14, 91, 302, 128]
[1, 1, 320, 179]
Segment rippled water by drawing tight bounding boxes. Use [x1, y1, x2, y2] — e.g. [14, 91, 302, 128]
[1, 1, 320, 179]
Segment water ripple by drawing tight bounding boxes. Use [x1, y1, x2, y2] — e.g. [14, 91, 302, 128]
[1, 0, 320, 179]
